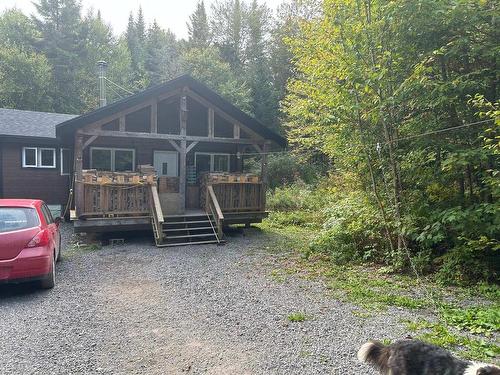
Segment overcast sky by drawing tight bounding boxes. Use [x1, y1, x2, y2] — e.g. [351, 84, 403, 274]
[0, 0, 283, 39]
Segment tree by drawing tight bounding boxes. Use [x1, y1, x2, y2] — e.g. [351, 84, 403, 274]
[244, 0, 277, 129]
[0, 8, 39, 51]
[0, 44, 53, 111]
[32, 0, 85, 113]
[181, 47, 251, 112]
[211, 0, 248, 71]
[187, 1, 211, 48]
[284, 0, 499, 272]
[125, 10, 147, 89]
[145, 21, 181, 85]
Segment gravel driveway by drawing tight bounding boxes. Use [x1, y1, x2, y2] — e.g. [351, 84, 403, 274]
[0, 224, 412, 374]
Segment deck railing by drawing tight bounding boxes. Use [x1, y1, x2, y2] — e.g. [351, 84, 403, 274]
[79, 169, 156, 219]
[201, 173, 264, 213]
[149, 184, 164, 244]
[207, 185, 224, 239]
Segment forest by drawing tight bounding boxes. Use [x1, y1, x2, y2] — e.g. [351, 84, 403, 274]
[0, 0, 498, 286]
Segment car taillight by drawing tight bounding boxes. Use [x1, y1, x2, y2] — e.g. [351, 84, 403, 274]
[26, 230, 50, 248]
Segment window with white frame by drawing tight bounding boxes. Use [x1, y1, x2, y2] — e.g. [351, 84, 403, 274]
[90, 147, 135, 172]
[60, 148, 71, 175]
[194, 153, 230, 176]
[22, 147, 56, 168]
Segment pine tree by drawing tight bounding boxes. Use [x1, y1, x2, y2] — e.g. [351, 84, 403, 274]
[187, 1, 211, 48]
[136, 7, 146, 43]
[145, 21, 180, 85]
[126, 10, 146, 88]
[245, 0, 276, 129]
[126, 12, 140, 69]
[32, 0, 84, 113]
[211, 0, 247, 71]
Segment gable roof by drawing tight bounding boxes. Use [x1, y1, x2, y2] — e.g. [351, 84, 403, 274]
[56, 74, 286, 147]
[0, 108, 77, 139]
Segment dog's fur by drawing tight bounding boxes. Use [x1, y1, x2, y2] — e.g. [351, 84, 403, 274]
[357, 340, 500, 375]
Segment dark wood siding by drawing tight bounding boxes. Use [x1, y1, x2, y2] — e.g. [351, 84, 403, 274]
[0, 142, 70, 205]
[83, 137, 240, 173]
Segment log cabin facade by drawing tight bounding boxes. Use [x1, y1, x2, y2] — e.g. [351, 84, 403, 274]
[0, 75, 286, 246]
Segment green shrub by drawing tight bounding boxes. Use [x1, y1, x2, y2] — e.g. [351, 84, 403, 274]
[308, 191, 389, 264]
[435, 239, 499, 285]
[268, 211, 319, 228]
[267, 153, 320, 189]
[309, 227, 359, 264]
[267, 183, 330, 212]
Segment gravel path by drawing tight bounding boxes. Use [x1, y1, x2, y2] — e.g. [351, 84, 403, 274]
[0, 224, 416, 374]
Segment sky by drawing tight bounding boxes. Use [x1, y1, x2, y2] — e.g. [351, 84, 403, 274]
[0, 0, 284, 39]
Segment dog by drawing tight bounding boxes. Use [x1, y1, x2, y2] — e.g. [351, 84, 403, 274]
[357, 340, 500, 375]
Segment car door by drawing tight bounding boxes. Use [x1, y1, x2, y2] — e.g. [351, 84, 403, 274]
[41, 204, 59, 257]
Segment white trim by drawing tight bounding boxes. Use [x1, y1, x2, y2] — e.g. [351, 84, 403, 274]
[22, 147, 56, 168]
[22, 147, 37, 167]
[38, 148, 56, 168]
[194, 152, 230, 173]
[90, 147, 135, 172]
[60, 148, 70, 175]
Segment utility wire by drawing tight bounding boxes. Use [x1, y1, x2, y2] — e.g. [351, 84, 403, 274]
[107, 84, 124, 99]
[371, 118, 494, 147]
[104, 77, 134, 95]
[211, 118, 494, 157]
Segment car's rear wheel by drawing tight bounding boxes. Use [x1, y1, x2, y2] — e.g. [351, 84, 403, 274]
[40, 255, 56, 289]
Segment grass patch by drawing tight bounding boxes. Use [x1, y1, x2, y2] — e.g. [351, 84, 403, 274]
[287, 312, 308, 322]
[440, 305, 500, 335]
[404, 320, 500, 362]
[258, 218, 500, 362]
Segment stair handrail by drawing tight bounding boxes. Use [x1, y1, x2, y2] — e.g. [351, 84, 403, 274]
[207, 185, 224, 239]
[150, 184, 164, 244]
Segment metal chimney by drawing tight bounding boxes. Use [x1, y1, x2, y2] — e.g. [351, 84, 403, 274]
[97, 61, 108, 107]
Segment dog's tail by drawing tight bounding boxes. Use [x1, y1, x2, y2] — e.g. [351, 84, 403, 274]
[357, 341, 390, 372]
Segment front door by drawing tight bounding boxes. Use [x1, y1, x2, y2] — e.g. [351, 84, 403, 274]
[153, 151, 178, 177]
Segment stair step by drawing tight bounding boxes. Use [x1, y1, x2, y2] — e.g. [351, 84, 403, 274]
[163, 226, 213, 232]
[164, 220, 213, 225]
[165, 233, 217, 240]
[156, 240, 221, 247]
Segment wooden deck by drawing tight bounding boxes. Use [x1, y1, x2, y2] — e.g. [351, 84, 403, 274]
[73, 210, 268, 234]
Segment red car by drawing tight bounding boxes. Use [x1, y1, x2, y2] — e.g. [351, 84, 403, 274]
[0, 199, 61, 289]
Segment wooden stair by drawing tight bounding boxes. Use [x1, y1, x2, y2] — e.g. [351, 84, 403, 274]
[154, 213, 222, 247]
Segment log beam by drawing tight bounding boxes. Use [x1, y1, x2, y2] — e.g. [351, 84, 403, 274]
[77, 129, 263, 145]
[74, 135, 84, 217]
[150, 101, 158, 133]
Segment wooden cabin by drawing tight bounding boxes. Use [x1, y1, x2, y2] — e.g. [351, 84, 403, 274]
[55, 75, 286, 246]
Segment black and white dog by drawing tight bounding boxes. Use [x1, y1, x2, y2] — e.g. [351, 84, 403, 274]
[358, 340, 500, 375]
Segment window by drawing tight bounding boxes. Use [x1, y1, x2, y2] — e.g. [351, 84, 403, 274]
[195, 153, 230, 176]
[41, 204, 54, 224]
[0, 207, 39, 233]
[61, 148, 71, 175]
[90, 147, 135, 172]
[22, 147, 56, 168]
[22, 147, 37, 167]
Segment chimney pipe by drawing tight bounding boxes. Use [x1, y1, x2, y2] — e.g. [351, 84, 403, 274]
[97, 61, 108, 107]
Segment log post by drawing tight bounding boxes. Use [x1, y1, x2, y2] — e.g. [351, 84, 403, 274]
[150, 101, 158, 133]
[208, 107, 214, 138]
[74, 134, 84, 217]
[236, 145, 244, 172]
[260, 143, 269, 211]
[179, 94, 188, 213]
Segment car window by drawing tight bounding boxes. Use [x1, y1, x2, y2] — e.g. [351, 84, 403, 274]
[41, 204, 54, 224]
[0, 207, 40, 233]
